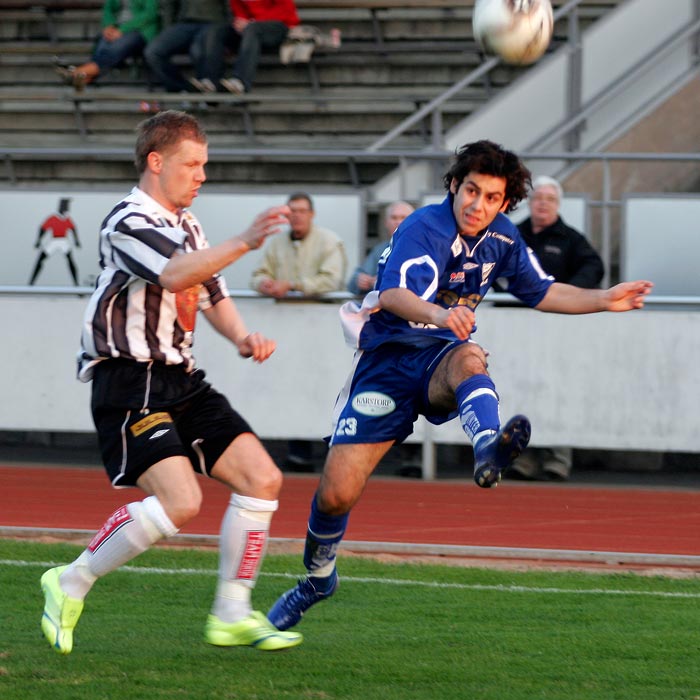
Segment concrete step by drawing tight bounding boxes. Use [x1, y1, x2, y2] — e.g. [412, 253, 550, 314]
[0, 0, 625, 189]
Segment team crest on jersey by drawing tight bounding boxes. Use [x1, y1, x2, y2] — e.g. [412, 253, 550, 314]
[481, 263, 496, 286]
[449, 271, 465, 283]
[176, 283, 202, 332]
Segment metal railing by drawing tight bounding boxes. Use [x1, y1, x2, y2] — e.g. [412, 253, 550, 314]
[366, 0, 700, 155]
[366, 0, 597, 152]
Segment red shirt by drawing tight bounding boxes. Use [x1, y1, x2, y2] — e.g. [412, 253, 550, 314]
[229, 0, 299, 26]
[41, 214, 76, 238]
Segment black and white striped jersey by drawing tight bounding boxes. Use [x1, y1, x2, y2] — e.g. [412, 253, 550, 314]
[78, 187, 228, 382]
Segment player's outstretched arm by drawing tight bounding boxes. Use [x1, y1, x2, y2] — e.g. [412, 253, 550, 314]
[536, 280, 653, 314]
[160, 206, 290, 293]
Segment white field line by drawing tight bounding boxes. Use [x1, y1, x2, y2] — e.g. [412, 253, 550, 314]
[3, 558, 700, 599]
[3, 527, 700, 567]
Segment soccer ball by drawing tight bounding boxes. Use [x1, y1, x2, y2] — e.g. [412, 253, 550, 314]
[472, 0, 554, 66]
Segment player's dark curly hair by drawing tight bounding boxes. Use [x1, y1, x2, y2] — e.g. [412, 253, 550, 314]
[442, 140, 531, 213]
[134, 110, 208, 174]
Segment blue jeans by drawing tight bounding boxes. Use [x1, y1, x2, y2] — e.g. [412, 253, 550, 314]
[92, 30, 147, 74]
[144, 22, 216, 92]
[206, 20, 289, 91]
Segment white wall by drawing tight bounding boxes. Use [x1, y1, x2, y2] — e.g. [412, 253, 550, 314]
[0, 189, 363, 290]
[2, 294, 699, 453]
[622, 195, 700, 296]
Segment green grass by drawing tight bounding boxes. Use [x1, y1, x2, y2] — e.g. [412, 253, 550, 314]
[2, 539, 700, 700]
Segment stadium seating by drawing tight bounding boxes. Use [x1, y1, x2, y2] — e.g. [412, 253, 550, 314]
[0, 1, 622, 188]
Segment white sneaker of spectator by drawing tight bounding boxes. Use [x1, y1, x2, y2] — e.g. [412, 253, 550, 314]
[188, 77, 217, 93]
[220, 78, 246, 95]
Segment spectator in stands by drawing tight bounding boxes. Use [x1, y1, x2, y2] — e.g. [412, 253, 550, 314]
[509, 175, 605, 481]
[190, 0, 300, 95]
[251, 192, 347, 298]
[55, 0, 161, 90]
[144, 0, 230, 93]
[347, 200, 415, 296]
[251, 191, 346, 471]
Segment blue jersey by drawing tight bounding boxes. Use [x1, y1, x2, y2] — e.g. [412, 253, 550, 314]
[340, 194, 553, 350]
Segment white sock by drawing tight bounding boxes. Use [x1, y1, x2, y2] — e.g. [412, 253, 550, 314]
[212, 493, 276, 624]
[59, 496, 178, 599]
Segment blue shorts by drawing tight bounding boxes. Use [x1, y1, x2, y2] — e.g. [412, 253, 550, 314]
[329, 340, 466, 446]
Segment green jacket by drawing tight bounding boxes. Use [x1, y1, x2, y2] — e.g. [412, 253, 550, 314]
[102, 0, 161, 42]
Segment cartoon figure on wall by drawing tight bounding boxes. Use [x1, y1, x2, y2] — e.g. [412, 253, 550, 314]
[29, 197, 81, 285]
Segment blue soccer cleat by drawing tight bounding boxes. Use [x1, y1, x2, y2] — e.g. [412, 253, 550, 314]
[473, 414, 531, 488]
[267, 571, 338, 631]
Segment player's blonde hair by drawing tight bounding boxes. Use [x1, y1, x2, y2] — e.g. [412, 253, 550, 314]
[134, 110, 207, 174]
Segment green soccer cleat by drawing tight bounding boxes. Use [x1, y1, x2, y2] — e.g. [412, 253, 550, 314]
[205, 611, 303, 650]
[40, 566, 84, 654]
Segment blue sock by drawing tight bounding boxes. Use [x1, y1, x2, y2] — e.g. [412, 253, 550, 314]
[303, 494, 349, 587]
[455, 374, 500, 449]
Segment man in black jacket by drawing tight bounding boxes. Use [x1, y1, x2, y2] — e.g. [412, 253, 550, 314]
[518, 175, 603, 288]
[511, 175, 604, 480]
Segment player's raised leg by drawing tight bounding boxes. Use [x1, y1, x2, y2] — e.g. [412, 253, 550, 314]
[430, 343, 531, 488]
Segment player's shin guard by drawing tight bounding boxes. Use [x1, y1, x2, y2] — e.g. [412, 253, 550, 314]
[213, 494, 276, 623]
[303, 494, 349, 583]
[59, 496, 179, 599]
[455, 374, 501, 451]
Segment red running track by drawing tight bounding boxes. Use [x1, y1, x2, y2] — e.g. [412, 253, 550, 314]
[1, 464, 699, 559]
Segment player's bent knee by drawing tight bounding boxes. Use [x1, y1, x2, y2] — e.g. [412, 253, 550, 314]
[316, 487, 355, 516]
[163, 494, 202, 527]
[450, 343, 488, 375]
[257, 466, 283, 498]
[237, 463, 283, 501]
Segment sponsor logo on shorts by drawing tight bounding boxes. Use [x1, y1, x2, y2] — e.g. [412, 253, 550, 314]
[130, 412, 172, 437]
[352, 391, 396, 416]
[149, 429, 171, 440]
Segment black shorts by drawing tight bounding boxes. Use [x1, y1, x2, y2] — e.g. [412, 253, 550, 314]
[91, 359, 254, 487]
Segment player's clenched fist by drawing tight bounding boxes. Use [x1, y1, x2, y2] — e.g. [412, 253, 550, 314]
[237, 332, 276, 363]
[441, 306, 475, 341]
